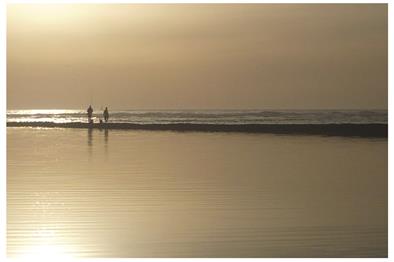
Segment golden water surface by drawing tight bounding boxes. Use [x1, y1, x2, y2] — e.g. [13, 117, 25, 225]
[7, 127, 387, 258]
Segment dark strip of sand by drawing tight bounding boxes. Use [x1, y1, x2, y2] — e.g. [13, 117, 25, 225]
[6, 122, 388, 138]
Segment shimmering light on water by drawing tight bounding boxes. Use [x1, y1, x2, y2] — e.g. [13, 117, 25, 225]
[7, 127, 387, 257]
[7, 109, 388, 125]
[15, 244, 75, 262]
[7, 109, 83, 114]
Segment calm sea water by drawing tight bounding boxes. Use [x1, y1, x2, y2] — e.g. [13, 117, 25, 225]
[7, 109, 388, 125]
[7, 127, 387, 258]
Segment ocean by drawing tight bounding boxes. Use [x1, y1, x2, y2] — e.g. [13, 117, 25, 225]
[6, 109, 388, 125]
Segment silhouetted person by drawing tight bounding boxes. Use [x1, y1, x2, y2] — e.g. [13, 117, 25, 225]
[87, 105, 93, 123]
[104, 107, 109, 122]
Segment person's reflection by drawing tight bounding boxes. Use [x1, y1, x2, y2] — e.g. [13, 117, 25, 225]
[104, 128, 109, 156]
[88, 128, 93, 157]
[104, 129, 108, 143]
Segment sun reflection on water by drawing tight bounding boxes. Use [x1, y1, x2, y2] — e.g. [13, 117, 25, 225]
[15, 244, 75, 261]
[7, 109, 86, 124]
[10, 226, 79, 261]
[7, 109, 83, 115]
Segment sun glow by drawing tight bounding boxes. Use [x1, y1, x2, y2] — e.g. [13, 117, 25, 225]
[9, 5, 84, 28]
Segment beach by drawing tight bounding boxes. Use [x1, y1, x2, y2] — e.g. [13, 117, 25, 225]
[7, 127, 388, 258]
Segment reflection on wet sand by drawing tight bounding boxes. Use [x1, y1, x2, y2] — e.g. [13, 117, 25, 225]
[88, 128, 109, 157]
[7, 128, 387, 257]
[104, 129, 108, 156]
[87, 128, 93, 157]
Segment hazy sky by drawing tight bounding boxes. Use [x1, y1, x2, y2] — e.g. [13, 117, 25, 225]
[7, 4, 387, 110]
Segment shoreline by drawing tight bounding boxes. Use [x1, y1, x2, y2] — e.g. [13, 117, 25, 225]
[6, 122, 388, 138]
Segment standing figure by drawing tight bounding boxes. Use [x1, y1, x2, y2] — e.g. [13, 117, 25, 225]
[87, 105, 93, 123]
[103, 107, 109, 122]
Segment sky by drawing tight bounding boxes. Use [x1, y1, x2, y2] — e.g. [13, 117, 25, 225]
[7, 4, 387, 110]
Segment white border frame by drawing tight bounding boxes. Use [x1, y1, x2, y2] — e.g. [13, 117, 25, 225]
[1, 1, 390, 261]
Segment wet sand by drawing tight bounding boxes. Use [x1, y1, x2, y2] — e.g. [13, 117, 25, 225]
[6, 122, 388, 137]
[7, 127, 387, 257]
